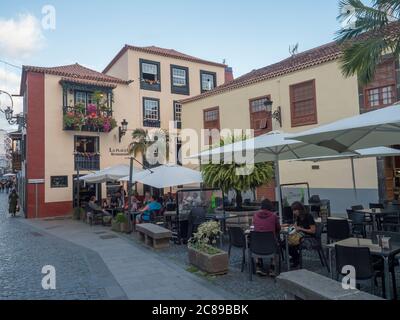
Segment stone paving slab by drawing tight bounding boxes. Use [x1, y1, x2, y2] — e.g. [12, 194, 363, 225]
[0, 194, 127, 300]
[21, 218, 235, 300]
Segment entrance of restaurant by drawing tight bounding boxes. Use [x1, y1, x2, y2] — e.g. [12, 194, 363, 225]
[72, 175, 102, 208]
[383, 146, 400, 201]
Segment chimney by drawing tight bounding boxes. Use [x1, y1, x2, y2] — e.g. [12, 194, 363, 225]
[224, 66, 234, 83]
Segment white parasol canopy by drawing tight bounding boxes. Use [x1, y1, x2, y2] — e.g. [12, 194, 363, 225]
[119, 164, 203, 188]
[81, 164, 134, 183]
[289, 104, 400, 152]
[292, 147, 400, 200]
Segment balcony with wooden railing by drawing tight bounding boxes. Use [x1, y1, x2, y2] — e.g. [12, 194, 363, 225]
[63, 104, 117, 133]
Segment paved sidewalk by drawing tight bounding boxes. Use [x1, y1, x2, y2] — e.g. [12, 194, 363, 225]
[0, 194, 126, 300]
[21, 218, 234, 300]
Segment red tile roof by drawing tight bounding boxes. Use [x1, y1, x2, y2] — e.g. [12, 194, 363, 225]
[23, 63, 127, 84]
[180, 22, 400, 104]
[179, 41, 343, 104]
[59, 77, 118, 89]
[103, 45, 226, 73]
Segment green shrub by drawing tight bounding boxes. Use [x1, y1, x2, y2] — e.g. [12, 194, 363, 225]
[114, 212, 127, 224]
[73, 207, 84, 220]
[188, 221, 223, 255]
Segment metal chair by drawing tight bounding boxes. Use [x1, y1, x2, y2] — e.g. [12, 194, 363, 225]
[327, 218, 351, 243]
[86, 204, 105, 226]
[382, 212, 400, 232]
[371, 230, 400, 299]
[248, 231, 281, 281]
[227, 227, 246, 272]
[347, 210, 369, 238]
[335, 245, 384, 296]
[370, 203, 384, 209]
[299, 223, 330, 272]
[351, 204, 373, 224]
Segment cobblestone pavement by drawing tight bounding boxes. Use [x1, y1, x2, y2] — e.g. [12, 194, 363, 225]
[159, 231, 400, 300]
[0, 193, 127, 300]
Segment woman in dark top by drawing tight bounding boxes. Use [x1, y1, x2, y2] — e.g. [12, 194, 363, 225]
[288, 201, 316, 268]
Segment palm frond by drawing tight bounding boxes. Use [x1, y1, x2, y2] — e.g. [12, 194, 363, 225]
[340, 37, 389, 84]
[336, 0, 400, 85]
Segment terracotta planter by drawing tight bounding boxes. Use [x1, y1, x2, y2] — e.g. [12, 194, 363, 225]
[111, 221, 121, 232]
[120, 222, 131, 233]
[188, 246, 229, 275]
[112, 221, 131, 233]
[80, 211, 86, 222]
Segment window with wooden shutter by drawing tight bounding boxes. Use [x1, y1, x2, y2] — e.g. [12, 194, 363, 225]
[203, 107, 220, 145]
[249, 96, 272, 136]
[363, 59, 397, 110]
[290, 79, 317, 127]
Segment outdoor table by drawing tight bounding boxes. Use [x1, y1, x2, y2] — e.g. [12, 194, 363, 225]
[105, 207, 123, 218]
[326, 237, 400, 300]
[353, 208, 399, 231]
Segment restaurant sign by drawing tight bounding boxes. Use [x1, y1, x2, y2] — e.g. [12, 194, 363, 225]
[109, 147, 129, 156]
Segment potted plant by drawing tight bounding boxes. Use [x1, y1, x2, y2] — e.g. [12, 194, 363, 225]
[188, 221, 228, 275]
[72, 207, 85, 220]
[201, 135, 274, 228]
[63, 112, 77, 130]
[112, 212, 130, 233]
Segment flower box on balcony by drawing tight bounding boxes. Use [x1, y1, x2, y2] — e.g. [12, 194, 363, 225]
[63, 105, 117, 133]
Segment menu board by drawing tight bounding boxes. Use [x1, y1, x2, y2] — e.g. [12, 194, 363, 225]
[51, 176, 68, 188]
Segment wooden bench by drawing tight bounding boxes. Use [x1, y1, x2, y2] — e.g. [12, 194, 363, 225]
[136, 223, 172, 249]
[277, 269, 384, 300]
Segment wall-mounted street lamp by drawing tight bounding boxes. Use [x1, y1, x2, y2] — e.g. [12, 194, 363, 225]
[263, 98, 282, 128]
[118, 119, 128, 143]
[0, 90, 26, 128]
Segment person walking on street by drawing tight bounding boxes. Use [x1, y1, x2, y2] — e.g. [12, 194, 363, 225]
[9, 189, 19, 217]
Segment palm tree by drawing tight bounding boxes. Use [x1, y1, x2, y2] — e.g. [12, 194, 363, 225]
[336, 0, 400, 85]
[128, 128, 170, 166]
[201, 135, 274, 210]
[128, 128, 149, 158]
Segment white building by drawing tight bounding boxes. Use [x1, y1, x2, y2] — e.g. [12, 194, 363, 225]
[0, 129, 11, 174]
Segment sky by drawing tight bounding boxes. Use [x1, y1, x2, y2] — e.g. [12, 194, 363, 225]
[0, 0, 349, 130]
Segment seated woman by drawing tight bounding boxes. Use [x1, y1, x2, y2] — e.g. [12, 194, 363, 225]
[137, 195, 162, 223]
[288, 201, 316, 269]
[253, 199, 281, 277]
[88, 196, 112, 216]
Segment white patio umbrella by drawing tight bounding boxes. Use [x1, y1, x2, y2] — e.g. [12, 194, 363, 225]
[81, 164, 133, 183]
[2, 173, 16, 177]
[189, 131, 351, 222]
[119, 164, 203, 189]
[289, 104, 400, 152]
[292, 147, 400, 200]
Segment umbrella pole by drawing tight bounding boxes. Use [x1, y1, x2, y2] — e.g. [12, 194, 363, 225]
[128, 157, 134, 232]
[275, 156, 283, 225]
[350, 158, 358, 201]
